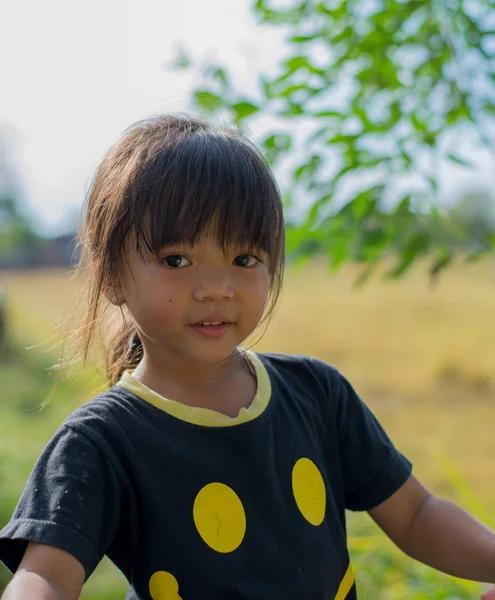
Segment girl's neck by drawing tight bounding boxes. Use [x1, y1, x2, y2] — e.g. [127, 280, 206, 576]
[130, 348, 257, 417]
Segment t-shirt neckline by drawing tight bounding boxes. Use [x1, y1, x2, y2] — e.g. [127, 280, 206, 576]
[116, 350, 271, 428]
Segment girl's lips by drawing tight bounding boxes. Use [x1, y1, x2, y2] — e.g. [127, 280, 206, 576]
[189, 323, 231, 338]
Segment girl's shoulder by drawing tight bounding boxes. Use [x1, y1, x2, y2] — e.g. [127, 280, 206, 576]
[57, 384, 155, 457]
[64, 383, 143, 425]
[255, 351, 336, 367]
[253, 351, 347, 411]
[255, 351, 342, 386]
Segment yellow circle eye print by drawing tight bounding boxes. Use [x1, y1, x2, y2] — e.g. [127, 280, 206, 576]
[193, 482, 247, 553]
[149, 571, 183, 600]
[292, 457, 327, 526]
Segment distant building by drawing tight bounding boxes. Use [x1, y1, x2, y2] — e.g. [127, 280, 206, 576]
[0, 233, 80, 270]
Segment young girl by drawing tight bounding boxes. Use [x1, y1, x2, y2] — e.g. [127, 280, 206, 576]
[1, 114, 494, 600]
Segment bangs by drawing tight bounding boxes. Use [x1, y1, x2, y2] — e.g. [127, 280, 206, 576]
[129, 132, 284, 261]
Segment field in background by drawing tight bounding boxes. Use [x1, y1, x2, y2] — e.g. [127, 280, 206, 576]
[1, 260, 494, 598]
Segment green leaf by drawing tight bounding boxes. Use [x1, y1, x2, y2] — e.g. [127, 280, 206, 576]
[193, 91, 223, 113]
[285, 55, 311, 73]
[280, 102, 304, 116]
[260, 75, 275, 99]
[285, 224, 316, 256]
[446, 153, 473, 168]
[279, 84, 307, 98]
[429, 204, 442, 225]
[354, 265, 375, 288]
[352, 185, 384, 219]
[232, 102, 260, 120]
[352, 192, 372, 219]
[331, 164, 355, 184]
[290, 35, 313, 43]
[429, 248, 453, 278]
[309, 126, 332, 143]
[388, 252, 418, 278]
[427, 176, 439, 192]
[171, 47, 191, 70]
[395, 196, 412, 216]
[326, 133, 359, 146]
[293, 155, 322, 182]
[211, 67, 229, 90]
[263, 133, 292, 151]
[307, 192, 336, 227]
[314, 111, 346, 118]
[389, 230, 431, 278]
[262, 133, 293, 164]
[411, 113, 427, 133]
[328, 234, 350, 269]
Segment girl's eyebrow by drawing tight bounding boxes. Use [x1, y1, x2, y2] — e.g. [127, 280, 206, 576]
[158, 242, 195, 251]
[156, 240, 267, 254]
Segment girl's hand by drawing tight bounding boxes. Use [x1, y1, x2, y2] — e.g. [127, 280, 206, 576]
[482, 589, 495, 599]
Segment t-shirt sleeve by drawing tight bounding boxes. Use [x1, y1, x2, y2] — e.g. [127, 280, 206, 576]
[0, 424, 122, 580]
[333, 371, 412, 511]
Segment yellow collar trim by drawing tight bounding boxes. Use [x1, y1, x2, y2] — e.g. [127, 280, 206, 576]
[116, 350, 271, 428]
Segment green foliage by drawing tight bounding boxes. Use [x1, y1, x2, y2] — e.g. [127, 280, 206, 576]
[0, 195, 39, 260]
[348, 512, 484, 599]
[446, 190, 495, 247]
[176, 0, 495, 278]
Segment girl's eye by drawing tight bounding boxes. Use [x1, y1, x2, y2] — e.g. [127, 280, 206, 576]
[233, 254, 259, 267]
[162, 255, 191, 268]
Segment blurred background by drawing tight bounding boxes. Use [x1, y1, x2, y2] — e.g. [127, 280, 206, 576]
[1, 0, 495, 597]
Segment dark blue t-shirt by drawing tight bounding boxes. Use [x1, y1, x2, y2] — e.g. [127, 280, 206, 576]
[0, 352, 412, 599]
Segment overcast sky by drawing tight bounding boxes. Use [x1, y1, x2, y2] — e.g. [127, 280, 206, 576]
[1, 0, 494, 236]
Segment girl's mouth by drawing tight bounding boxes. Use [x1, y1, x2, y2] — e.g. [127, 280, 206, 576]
[190, 322, 232, 338]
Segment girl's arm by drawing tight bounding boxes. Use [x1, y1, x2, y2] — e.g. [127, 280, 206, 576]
[368, 475, 495, 584]
[1, 542, 85, 600]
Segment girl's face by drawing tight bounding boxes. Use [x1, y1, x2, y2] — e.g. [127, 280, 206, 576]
[110, 232, 270, 369]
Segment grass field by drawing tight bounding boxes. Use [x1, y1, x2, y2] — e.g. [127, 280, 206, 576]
[1, 259, 494, 598]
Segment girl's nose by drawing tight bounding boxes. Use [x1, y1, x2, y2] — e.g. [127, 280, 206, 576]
[193, 278, 234, 302]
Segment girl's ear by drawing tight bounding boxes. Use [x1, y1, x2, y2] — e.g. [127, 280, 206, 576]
[91, 256, 126, 306]
[102, 283, 126, 307]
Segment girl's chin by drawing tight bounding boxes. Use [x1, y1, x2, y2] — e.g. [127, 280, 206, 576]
[187, 346, 242, 362]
